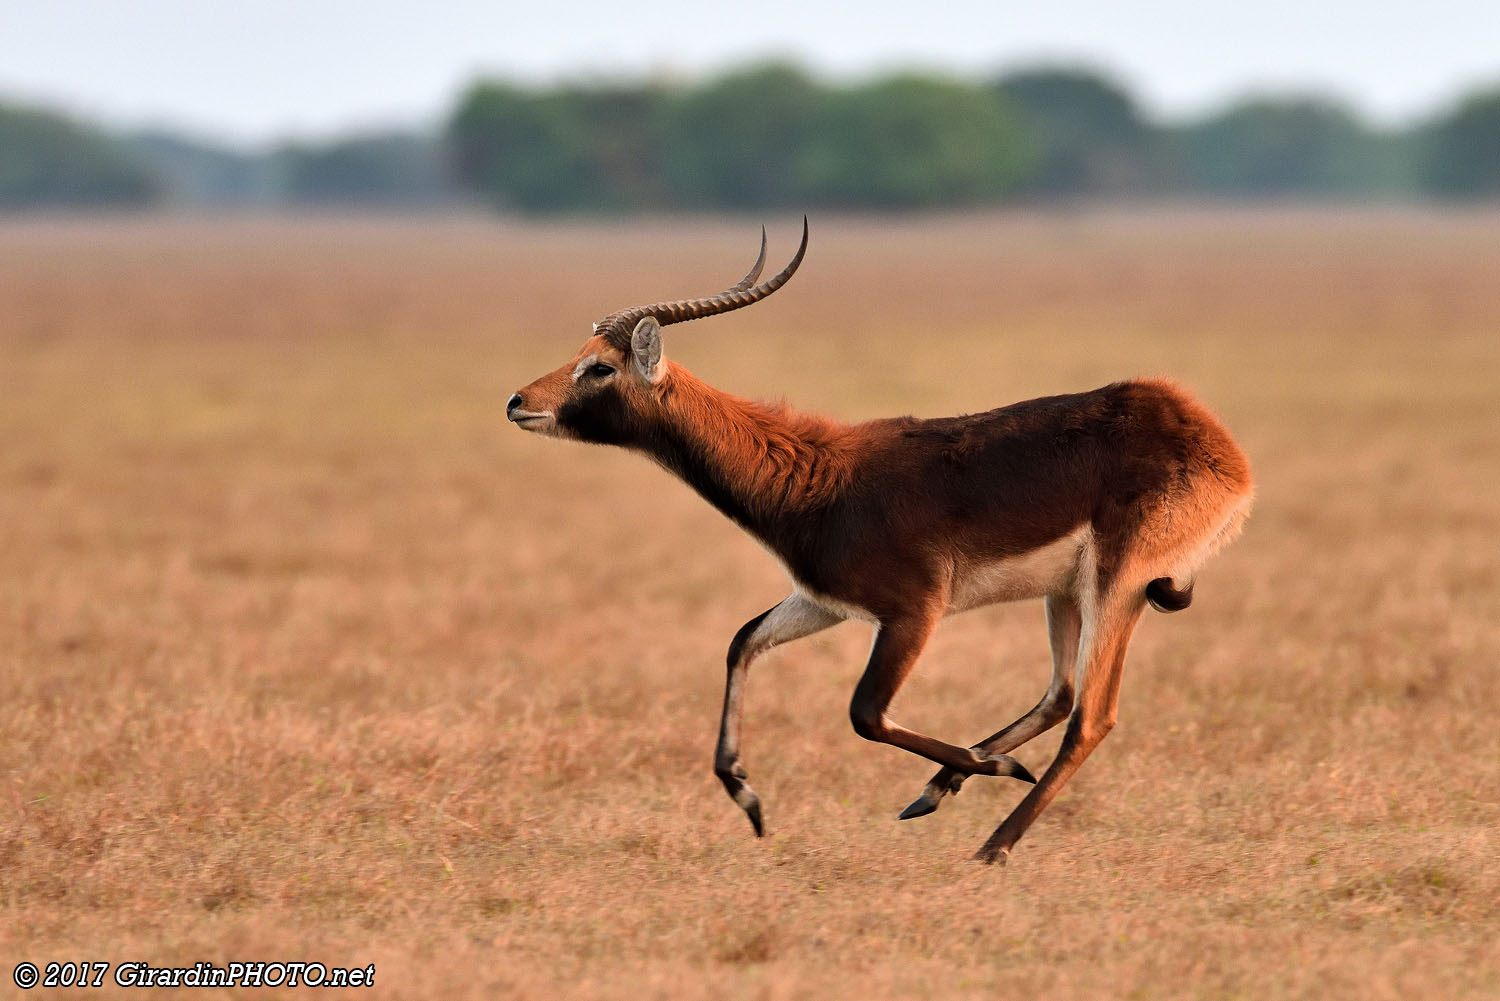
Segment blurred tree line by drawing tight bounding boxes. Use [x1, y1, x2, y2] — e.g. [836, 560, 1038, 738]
[0, 103, 160, 207]
[3, 65, 1500, 211]
[447, 66, 1035, 210]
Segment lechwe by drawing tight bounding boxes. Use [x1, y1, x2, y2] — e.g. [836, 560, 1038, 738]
[506, 221, 1252, 863]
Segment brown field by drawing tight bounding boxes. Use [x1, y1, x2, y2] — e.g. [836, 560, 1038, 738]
[2, 209, 1498, 1000]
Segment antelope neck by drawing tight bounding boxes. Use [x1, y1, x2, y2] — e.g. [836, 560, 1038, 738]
[634, 364, 856, 543]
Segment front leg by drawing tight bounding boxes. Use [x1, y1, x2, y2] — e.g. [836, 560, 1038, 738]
[900, 593, 1080, 819]
[715, 594, 841, 836]
[848, 608, 1038, 782]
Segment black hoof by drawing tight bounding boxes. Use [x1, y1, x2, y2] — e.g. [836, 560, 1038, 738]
[898, 794, 939, 821]
[745, 799, 764, 837]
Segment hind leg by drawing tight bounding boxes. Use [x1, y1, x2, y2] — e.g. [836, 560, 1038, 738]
[972, 587, 1147, 863]
[899, 593, 1081, 820]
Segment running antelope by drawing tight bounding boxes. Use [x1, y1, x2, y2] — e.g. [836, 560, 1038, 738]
[506, 221, 1252, 863]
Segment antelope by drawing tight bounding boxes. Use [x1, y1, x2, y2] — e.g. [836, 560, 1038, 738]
[506, 221, 1252, 863]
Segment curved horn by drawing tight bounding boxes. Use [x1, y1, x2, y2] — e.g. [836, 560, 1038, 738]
[597, 218, 807, 347]
[730, 226, 768, 292]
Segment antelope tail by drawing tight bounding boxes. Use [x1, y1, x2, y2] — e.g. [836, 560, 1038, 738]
[1145, 577, 1194, 613]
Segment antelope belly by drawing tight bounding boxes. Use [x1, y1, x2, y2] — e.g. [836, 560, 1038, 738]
[948, 525, 1089, 612]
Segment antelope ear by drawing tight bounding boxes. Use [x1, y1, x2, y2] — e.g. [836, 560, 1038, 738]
[630, 316, 664, 382]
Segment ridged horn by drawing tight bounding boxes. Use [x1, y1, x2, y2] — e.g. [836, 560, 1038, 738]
[596, 217, 807, 348]
[730, 226, 768, 292]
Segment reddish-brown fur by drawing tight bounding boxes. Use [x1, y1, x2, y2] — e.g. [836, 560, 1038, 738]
[517, 348, 1247, 618]
[508, 230, 1252, 862]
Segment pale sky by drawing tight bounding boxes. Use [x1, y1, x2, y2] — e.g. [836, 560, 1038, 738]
[1, 1, 1496, 145]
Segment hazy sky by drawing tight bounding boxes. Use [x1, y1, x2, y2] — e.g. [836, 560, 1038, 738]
[2, 1, 1496, 144]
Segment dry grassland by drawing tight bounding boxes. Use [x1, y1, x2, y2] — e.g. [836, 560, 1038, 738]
[2, 209, 1498, 1000]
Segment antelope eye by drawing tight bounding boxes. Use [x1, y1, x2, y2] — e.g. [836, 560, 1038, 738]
[586, 363, 616, 379]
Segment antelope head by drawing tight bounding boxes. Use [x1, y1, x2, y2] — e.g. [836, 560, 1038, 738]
[505, 219, 808, 444]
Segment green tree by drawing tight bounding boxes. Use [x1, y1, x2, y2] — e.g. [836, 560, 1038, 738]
[125, 130, 270, 206]
[657, 63, 822, 208]
[448, 81, 661, 212]
[802, 75, 1035, 207]
[1175, 97, 1404, 196]
[274, 131, 452, 206]
[0, 102, 158, 208]
[1421, 86, 1500, 196]
[995, 68, 1157, 195]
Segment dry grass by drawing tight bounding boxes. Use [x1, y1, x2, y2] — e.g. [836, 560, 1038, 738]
[2, 209, 1497, 1000]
